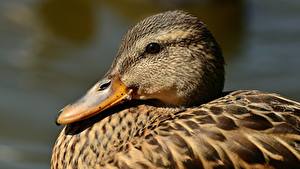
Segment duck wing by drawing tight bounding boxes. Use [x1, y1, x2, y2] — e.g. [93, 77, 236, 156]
[108, 90, 300, 169]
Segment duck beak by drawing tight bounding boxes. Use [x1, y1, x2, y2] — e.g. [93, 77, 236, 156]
[56, 75, 131, 125]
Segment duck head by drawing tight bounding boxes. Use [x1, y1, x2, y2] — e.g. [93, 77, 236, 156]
[56, 10, 225, 125]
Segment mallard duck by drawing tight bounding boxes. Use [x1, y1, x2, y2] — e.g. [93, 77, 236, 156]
[51, 10, 300, 169]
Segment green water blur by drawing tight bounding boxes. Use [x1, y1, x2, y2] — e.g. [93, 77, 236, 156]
[0, 0, 299, 168]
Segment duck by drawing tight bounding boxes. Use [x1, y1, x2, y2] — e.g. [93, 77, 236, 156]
[51, 10, 300, 169]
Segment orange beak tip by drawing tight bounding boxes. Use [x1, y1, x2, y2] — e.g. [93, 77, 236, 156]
[55, 110, 64, 126]
[55, 119, 61, 126]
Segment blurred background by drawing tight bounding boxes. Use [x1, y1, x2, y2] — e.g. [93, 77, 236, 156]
[0, 0, 299, 168]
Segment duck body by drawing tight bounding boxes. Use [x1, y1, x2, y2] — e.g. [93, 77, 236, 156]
[51, 90, 300, 169]
[51, 10, 300, 169]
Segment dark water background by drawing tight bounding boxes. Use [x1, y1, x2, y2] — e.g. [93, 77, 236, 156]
[0, 0, 299, 168]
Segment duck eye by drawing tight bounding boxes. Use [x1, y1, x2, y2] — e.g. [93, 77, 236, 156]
[145, 42, 161, 54]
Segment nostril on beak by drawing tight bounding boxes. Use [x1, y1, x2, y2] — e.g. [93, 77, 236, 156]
[98, 79, 111, 91]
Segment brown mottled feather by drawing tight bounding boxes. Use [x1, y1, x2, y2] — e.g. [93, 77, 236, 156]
[51, 90, 300, 169]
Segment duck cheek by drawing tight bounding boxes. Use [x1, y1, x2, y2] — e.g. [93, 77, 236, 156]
[131, 86, 152, 100]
